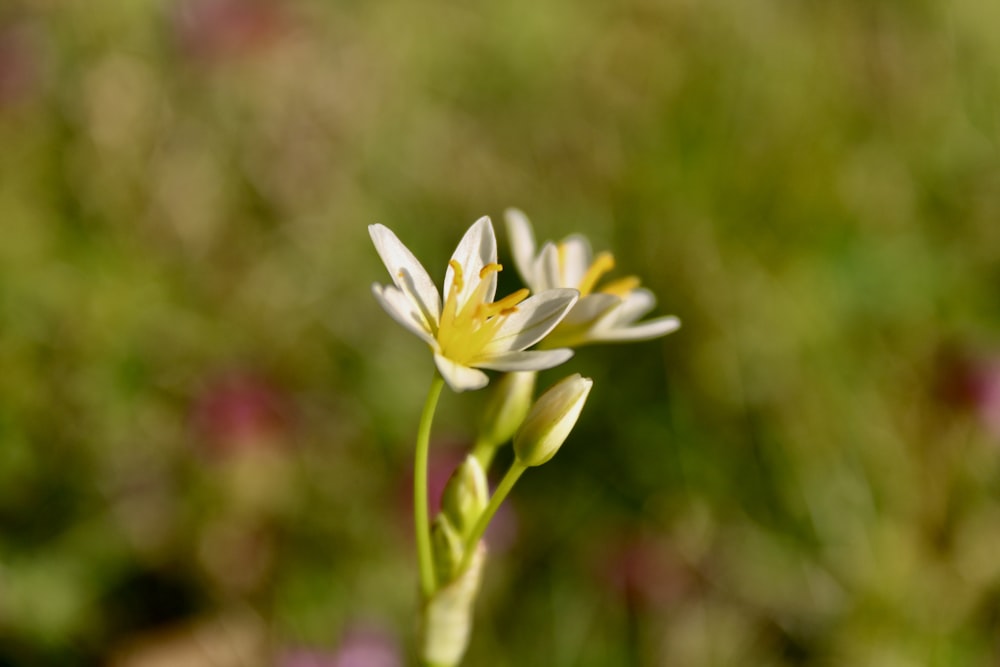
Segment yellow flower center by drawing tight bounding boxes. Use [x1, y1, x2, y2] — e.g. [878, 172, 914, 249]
[437, 261, 529, 364]
[558, 245, 640, 298]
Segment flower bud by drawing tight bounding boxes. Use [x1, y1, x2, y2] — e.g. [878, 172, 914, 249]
[420, 542, 486, 667]
[513, 374, 593, 467]
[430, 514, 464, 585]
[440, 455, 489, 539]
[477, 371, 536, 448]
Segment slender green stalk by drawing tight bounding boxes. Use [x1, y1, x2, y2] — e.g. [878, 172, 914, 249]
[415, 374, 446, 599]
[470, 435, 497, 470]
[460, 460, 526, 571]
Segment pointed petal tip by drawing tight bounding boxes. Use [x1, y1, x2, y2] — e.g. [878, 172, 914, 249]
[547, 347, 575, 366]
[504, 207, 528, 224]
[555, 347, 577, 364]
[657, 316, 682, 334]
[468, 215, 494, 236]
[593, 315, 682, 343]
[505, 209, 539, 289]
[434, 353, 490, 392]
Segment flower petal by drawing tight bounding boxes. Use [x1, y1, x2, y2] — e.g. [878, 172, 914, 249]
[606, 287, 656, 325]
[591, 316, 681, 342]
[483, 288, 579, 353]
[435, 353, 490, 392]
[533, 242, 562, 293]
[369, 224, 441, 330]
[444, 216, 498, 309]
[560, 293, 620, 327]
[372, 284, 436, 345]
[475, 348, 574, 372]
[557, 235, 592, 288]
[504, 208, 538, 290]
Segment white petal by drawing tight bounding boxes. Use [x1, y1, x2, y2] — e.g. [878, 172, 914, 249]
[560, 293, 620, 327]
[504, 208, 538, 289]
[483, 288, 579, 353]
[369, 224, 441, 328]
[372, 284, 436, 345]
[606, 287, 656, 325]
[591, 316, 681, 342]
[534, 242, 562, 292]
[557, 235, 593, 288]
[434, 353, 490, 392]
[444, 216, 498, 307]
[475, 348, 574, 372]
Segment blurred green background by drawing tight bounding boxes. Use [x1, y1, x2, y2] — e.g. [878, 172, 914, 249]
[3, 0, 1000, 665]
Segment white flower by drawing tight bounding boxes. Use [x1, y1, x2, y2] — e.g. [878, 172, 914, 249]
[505, 209, 680, 348]
[370, 217, 579, 392]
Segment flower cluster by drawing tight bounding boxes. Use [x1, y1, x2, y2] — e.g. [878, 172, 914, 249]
[370, 212, 679, 389]
[369, 211, 679, 667]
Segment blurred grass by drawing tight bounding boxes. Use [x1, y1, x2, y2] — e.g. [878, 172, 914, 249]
[2, 0, 1000, 665]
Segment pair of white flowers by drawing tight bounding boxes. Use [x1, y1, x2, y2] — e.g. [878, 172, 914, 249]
[369, 210, 680, 392]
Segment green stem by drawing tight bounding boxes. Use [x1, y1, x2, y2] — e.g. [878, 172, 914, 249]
[460, 460, 526, 572]
[415, 373, 446, 599]
[470, 435, 497, 470]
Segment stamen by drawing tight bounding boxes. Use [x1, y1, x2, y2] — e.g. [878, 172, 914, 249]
[492, 288, 529, 313]
[600, 276, 640, 298]
[577, 252, 615, 296]
[448, 260, 465, 292]
[479, 263, 502, 279]
[437, 262, 527, 365]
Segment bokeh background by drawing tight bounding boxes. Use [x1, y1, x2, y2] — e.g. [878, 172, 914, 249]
[3, 0, 1000, 665]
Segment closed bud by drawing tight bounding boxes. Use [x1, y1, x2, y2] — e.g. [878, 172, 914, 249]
[431, 514, 464, 585]
[420, 543, 486, 667]
[478, 371, 536, 448]
[440, 455, 489, 538]
[513, 374, 593, 467]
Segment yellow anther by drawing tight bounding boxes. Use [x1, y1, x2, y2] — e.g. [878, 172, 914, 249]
[493, 288, 529, 313]
[449, 260, 465, 291]
[479, 263, 502, 279]
[600, 276, 640, 298]
[437, 262, 527, 364]
[478, 288, 528, 320]
[577, 252, 615, 296]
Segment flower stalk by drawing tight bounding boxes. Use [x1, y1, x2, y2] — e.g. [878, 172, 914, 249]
[460, 461, 525, 573]
[473, 371, 536, 469]
[415, 374, 446, 597]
